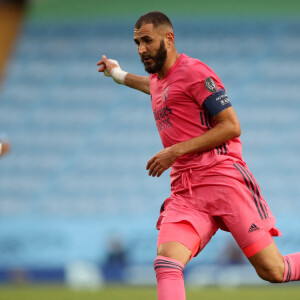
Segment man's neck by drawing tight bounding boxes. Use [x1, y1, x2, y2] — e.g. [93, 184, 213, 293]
[157, 51, 180, 79]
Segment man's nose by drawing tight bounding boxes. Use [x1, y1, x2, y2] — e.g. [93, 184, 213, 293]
[138, 43, 146, 54]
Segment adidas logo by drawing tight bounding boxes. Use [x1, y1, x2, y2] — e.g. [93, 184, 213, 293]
[248, 223, 260, 233]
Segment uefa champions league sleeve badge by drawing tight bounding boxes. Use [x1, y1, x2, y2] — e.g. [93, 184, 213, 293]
[205, 77, 218, 93]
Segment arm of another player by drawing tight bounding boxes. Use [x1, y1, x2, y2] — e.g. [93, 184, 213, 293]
[0, 141, 11, 157]
[146, 107, 241, 177]
[97, 55, 150, 95]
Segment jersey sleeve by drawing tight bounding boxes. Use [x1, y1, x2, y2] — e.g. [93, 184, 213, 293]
[190, 69, 232, 116]
[190, 72, 224, 107]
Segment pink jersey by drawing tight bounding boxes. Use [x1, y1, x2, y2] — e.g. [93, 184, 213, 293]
[149, 54, 244, 185]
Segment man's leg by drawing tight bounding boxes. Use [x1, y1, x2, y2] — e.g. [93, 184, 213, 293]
[155, 242, 191, 300]
[154, 222, 201, 300]
[248, 240, 300, 283]
[247, 241, 284, 283]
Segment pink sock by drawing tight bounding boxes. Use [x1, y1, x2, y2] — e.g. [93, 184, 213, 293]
[154, 256, 186, 300]
[283, 253, 300, 282]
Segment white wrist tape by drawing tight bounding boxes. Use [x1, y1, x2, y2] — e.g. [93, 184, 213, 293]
[104, 59, 128, 84]
[110, 67, 128, 84]
[0, 143, 2, 155]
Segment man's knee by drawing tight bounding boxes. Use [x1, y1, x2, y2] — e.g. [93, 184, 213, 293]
[157, 242, 182, 258]
[157, 241, 191, 266]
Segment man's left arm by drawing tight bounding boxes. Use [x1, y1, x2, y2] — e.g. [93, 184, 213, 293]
[146, 107, 241, 177]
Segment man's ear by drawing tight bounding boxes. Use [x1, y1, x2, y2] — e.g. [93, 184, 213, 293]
[165, 32, 175, 47]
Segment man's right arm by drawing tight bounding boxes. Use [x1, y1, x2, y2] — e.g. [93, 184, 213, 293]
[124, 73, 150, 95]
[97, 55, 150, 95]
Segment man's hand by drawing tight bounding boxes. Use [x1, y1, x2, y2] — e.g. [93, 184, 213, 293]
[97, 55, 128, 84]
[97, 55, 118, 74]
[97, 54, 150, 94]
[146, 146, 179, 177]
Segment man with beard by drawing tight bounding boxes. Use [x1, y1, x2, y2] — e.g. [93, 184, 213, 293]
[97, 11, 300, 300]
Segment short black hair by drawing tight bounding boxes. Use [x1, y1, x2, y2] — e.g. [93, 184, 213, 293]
[135, 11, 173, 30]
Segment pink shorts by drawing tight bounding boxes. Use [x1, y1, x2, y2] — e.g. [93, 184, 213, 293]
[157, 161, 281, 258]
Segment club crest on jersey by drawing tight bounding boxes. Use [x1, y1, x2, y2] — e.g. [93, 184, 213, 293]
[205, 77, 218, 93]
[162, 87, 169, 102]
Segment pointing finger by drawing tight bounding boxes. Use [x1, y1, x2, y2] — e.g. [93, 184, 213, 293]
[102, 55, 108, 63]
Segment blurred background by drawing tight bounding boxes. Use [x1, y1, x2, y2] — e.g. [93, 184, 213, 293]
[0, 0, 299, 297]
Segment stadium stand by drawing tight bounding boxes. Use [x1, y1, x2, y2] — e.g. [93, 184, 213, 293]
[0, 16, 299, 283]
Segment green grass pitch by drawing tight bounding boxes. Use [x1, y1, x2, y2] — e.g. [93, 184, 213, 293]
[1, 285, 300, 300]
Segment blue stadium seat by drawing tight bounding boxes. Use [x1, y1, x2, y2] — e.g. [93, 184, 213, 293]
[0, 19, 299, 269]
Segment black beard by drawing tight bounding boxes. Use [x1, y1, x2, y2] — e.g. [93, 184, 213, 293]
[141, 40, 167, 74]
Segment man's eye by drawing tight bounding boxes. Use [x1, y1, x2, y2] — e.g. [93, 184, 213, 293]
[145, 40, 152, 44]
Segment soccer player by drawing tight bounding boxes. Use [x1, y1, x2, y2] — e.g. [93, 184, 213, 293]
[97, 11, 300, 299]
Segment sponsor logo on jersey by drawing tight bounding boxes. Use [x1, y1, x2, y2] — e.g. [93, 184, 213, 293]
[153, 106, 172, 121]
[153, 106, 173, 131]
[205, 77, 218, 93]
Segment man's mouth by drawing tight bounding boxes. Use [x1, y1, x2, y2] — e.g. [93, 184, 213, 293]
[142, 56, 152, 63]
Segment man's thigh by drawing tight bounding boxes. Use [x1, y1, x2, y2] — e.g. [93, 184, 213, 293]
[216, 163, 281, 256]
[157, 221, 201, 264]
[157, 191, 219, 258]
